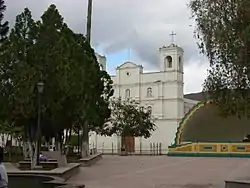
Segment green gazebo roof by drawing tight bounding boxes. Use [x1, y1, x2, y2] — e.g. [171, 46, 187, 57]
[177, 102, 250, 144]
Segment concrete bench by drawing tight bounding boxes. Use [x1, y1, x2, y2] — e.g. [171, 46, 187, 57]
[19, 161, 58, 170]
[19, 161, 31, 170]
[80, 153, 102, 167]
[24, 159, 57, 162]
[41, 161, 58, 170]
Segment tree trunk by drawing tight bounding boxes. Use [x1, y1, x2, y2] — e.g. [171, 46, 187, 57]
[17, 139, 22, 154]
[8, 136, 12, 161]
[55, 136, 62, 152]
[23, 141, 29, 160]
[121, 134, 126, 149]
[1, 134, 4, 147]
[5, 134, 9, 148]
[120, 134, 127, 156]
[77, 129, 80, 154]
[56, 139, 62, 154]
[81, 121, 89, 158]
[28, 141, 37, 169]
[55, 137, 58, 151]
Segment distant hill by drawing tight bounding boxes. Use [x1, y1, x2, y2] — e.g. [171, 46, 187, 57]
[184, 92, 209, 101]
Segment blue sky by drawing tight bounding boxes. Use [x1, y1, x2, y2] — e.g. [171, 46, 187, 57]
[96, 48, 142, 75]
[95, 48, 128, 75]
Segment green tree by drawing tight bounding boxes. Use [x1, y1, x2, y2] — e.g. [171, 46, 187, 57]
[100, 98, 156, 150]
[0, 121, 23, 160]
[0, 8, 42, 166]
[189, 0, 250, 117]
[0, 4, 113, 164]
[0, 0, 8, 41]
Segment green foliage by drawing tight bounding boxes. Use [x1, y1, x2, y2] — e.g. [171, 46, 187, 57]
[99, 98, 156, 138]
[0, 120, 23, 142]
[0, 4, 113, 142]
[0, 0, 8, 41]
[190, 0, 250, 118]
[88, 70, 113, 131]
[3, 151, 23, 162]
[68, 135, 78, 146]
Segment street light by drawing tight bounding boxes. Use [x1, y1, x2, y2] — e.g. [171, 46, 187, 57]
[36, 82, 44, 166]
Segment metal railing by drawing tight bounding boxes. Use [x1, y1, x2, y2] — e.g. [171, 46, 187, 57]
[95, 142, 163, 156]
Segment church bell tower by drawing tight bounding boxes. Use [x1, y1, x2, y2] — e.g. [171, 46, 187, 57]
[159, 39, 184, 123]
[159, 43, 184, 74]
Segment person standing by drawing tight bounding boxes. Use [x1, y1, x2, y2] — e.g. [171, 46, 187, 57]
[0, 147, 8, 188]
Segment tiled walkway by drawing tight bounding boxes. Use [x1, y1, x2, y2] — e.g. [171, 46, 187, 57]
[67, 156, 250, 188]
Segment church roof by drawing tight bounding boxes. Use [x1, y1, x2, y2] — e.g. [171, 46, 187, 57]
[116, 61, 142, 69]
[184, 92, 208, 101]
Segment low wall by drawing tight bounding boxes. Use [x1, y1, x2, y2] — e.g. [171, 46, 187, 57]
[8, 174, 84, 188]
[8, 163, 80, 181]
[80, 153, 102, 167]
[168, 141, 250, 157]
[225, 180, 250, 188]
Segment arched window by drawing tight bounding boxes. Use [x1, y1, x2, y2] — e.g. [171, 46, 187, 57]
[147, 87, 152, 97]
[125, 89, 130, 99]
[164, 56, 172, 68]
[178, 56, 182, 71]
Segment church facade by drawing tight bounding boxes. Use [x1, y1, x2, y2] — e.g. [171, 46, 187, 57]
[91, 44, 199, 154]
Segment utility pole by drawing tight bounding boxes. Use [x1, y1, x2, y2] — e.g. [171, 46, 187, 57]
[86, 0, 93, 43]
[82, 0, 93, 158]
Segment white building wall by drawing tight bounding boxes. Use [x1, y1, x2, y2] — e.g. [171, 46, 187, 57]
[139, 120, 178, 150]
[90, 44, 198, 154]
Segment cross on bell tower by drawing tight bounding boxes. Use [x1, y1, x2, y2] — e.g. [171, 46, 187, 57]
[170, 31, 177, 44]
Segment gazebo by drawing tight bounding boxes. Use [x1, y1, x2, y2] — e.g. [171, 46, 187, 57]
[168, 101, 250, 157]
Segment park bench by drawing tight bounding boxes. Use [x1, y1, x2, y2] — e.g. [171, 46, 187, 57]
[19, 160, 58, 170]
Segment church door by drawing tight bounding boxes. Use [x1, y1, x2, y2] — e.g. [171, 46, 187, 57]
[123, 136, 135, 153]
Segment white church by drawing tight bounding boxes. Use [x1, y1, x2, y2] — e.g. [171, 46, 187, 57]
[90, 43, 200, 154]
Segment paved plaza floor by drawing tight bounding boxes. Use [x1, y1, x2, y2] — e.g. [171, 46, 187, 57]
[67, 155, 250, 188]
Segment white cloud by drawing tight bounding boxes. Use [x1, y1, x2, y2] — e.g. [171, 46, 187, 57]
[4, 0, 209, 93]
[184, 57, 209, 93]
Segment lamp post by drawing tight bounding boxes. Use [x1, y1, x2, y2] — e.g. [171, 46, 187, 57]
[36, 82, 44, 165]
